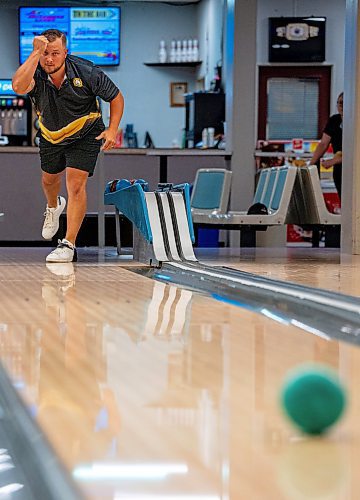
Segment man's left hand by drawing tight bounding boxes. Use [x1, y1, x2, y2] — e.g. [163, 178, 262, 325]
[96, 129, 117, 151]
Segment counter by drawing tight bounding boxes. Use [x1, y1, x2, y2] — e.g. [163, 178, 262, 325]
[0, 147, 147, 155]
[0, 147, 231, 244]
[254, 150, 313, 158]
[0, 146, 230, 157]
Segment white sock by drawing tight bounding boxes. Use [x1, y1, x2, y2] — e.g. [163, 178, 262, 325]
[62, 239, 74, 249]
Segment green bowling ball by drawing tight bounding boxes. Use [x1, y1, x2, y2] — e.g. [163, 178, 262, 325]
[281, 364, 347, 435]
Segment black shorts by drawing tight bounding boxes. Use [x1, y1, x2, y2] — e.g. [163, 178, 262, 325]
[39, 126, 103, 177]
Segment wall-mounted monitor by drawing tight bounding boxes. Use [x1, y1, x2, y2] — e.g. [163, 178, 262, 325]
[269, 17, 326, 63]
[19, 6, 121, 66]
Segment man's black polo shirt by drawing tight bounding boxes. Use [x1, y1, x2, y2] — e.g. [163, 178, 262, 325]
[29, 55, 119, 145]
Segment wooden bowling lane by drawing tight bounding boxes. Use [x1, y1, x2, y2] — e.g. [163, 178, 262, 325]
[197, 247, 360, 297]
[0, 250, 360, 498]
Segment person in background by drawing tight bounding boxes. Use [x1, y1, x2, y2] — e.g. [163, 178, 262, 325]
[310, 92, 343, 201]
[12, 29, 124, 262]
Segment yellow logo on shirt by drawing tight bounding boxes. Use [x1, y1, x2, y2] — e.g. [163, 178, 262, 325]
[73, 78, 83, 87]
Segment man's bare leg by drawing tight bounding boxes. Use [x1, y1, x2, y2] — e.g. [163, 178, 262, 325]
[42, 171, 63, 207]
[65, 167, 89, 245]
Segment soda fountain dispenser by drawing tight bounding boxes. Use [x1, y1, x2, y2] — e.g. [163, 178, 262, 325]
[0, 79, 32, 146]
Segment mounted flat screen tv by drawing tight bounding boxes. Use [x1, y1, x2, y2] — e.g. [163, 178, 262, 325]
[269, 17, 326, 63]
[19, 6, 121, 66]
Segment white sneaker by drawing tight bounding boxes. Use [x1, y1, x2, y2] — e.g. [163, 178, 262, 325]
[46, 239, 77, 263]
[42, 196, 66, 240]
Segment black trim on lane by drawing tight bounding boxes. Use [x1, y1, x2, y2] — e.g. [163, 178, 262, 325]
[166, 192, 186, 261]
[154, 191, 172, 261]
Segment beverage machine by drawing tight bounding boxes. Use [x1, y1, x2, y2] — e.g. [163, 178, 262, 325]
[0, 79, 32, 146]
[185, 91, 225, 148]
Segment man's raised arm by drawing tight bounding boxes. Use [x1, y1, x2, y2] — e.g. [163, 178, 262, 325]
[12, 36, 48, 94]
